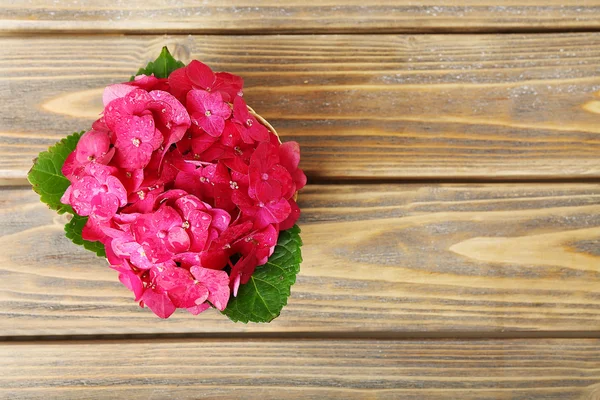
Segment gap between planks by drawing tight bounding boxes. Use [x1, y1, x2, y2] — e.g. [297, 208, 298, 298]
[4, 330, 600, 343]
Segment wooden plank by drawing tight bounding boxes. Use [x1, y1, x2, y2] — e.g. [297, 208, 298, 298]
[2, 34, 600, 181]
[2, 1, 600, 34]
[1, 184, 600, 336]
[2, 339, 600, 399]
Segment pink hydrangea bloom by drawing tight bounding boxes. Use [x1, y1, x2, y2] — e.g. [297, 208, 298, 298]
[61, 60, 305, 318]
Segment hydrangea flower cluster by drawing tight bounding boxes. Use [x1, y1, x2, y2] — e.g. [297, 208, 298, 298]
[59, 61, 306, 318]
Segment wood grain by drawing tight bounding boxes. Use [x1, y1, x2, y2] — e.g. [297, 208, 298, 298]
[2, 34, 600, 181]
[2, 1, 600, 34]
[2, 339, 600, 399]
[2, 184, 599, 336]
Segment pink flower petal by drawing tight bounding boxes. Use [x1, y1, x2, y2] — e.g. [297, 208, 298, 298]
[187, 302, 211, 315]
[232, 274, 241, 297]
[114, 142, 155, 170]
[279, 198, 301, 230]
[190, 266, 230, 310]
[213, 72, 244, 102]
[269, 164, 294, 199]
[166, 226, 191, 254]
[90, 193, 120, 221]
[103, 83, 136, 106]
[60, 185, 73, 206]
[292, 168, 307, 192]
[186, 210, 212, 252]
[81, 216, 108, 242]
[119, 270, 144, 301]
[186, 60, 216, 89]
[207, 208, 231, 234]
[264, 197, 292, 224]
[104, 89, 153, 130]
[279, 141, 301, 171]
[200, 249, 230, 270]
[129, 74, 169, 91]
[75, 130, 112, 165]
[105, 175, 128, 206]
[149, 90, 191, 148]
[168, 67, 193, 100]
[141, 288, 176, 319]
[174, 252, 201, 269]
[229, 250, 258, 288]
[169, 281, 209, 309]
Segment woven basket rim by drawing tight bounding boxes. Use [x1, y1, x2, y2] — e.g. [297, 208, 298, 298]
[246, 105, 281, 144]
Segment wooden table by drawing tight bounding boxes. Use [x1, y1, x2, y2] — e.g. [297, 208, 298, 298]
[1, 2, 600, 399]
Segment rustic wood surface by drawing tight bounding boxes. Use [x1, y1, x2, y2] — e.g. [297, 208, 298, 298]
[2, 184, 599, 336]
[2, 1, 600, 34]
[2, 2, 600, 397]
[2, 339, 600, 399]
[2, 33, 600, 181]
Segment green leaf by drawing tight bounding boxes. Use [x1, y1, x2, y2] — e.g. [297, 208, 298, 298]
[131, 46, 185, 80]
[222, 225, 302, 323]
[65, 214, 106, 258]
[27, 131, 83, 215]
